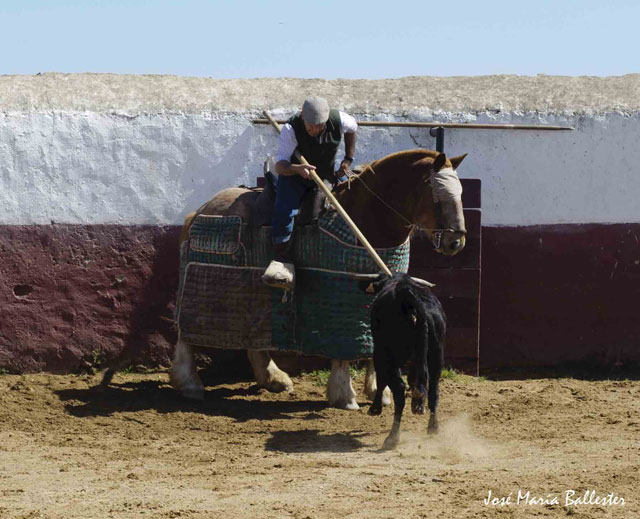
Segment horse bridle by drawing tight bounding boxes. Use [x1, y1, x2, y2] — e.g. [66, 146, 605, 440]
[427, 227, 468, 250]
[344, 167, 467, 250]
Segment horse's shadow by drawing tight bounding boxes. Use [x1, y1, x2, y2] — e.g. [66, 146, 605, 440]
[56, 378, 375, 453]
[56, 380, 331, 423]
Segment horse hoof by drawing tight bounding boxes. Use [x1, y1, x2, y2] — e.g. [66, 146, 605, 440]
[330, 399, 360, 410]
[381, 387, 392, 407]
[264, 373, 294, 393]
[263, 380, 294, 393]
[427, 421, 439, 435]
[367, 387, 392, 406]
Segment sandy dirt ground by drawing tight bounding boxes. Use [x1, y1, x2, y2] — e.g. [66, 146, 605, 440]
[0, 368, 638, 519]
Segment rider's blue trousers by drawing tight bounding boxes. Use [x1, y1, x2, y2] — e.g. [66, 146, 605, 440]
[271, 174, 315, 244]
[271, 173, 347, 244]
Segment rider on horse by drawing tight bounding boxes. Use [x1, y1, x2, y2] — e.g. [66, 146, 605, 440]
[262, 96, 358, 289]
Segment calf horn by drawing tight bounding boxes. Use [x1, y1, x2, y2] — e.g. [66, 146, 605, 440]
[410, 277, 436, 288]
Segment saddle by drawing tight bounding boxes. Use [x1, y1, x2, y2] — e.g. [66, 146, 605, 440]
[247, 168, 332, 228]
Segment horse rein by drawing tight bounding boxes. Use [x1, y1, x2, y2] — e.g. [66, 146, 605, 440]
[343, 166, 466, 250]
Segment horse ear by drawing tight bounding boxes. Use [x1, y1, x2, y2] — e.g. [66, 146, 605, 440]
[433, 153, 447, 172]
[449, 153, 468, 170]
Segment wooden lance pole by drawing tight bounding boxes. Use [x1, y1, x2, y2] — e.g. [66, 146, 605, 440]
[262, 110, 393, 278]
[253, 119, 575, 131]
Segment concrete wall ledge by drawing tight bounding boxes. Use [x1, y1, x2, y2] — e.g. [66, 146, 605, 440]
[2, 73, 640, 115]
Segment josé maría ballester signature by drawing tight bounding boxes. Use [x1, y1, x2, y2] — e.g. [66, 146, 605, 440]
[484, 489, 625, 507]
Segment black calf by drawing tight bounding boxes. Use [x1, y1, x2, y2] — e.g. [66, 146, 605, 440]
[366, 273, 446, 450]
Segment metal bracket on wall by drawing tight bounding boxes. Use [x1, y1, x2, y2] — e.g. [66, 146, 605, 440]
[430, 126, 445, 152]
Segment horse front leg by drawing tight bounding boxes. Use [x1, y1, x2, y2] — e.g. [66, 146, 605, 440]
[247, 350, 293, 393]
[170, 334, 204, 401]
[364, 359, 392, 407]
[327, 360, 359, 410]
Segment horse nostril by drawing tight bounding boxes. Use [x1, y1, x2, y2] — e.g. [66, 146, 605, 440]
[450, 240, 461, 251]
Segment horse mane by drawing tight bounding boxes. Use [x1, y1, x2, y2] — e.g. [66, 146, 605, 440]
[333, 148, 439, 197]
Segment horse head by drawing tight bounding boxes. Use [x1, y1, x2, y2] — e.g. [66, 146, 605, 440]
[412, 152, 467, 256]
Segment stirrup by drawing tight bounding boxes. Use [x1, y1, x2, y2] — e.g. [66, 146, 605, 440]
[262, 260, 295, 290]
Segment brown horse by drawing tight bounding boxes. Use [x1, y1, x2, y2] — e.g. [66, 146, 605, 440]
[170, 149, 467, 408]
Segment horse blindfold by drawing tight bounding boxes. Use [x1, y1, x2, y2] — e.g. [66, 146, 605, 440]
[430, 167, 463, 203]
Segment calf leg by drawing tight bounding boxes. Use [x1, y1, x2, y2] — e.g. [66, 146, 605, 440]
[247, 350, 293, 393]
[368, 345, 392, 415]
[409, 332, 429, 415]
[368, 364, 389, 416]
[364, 360, 392, 407]
[327, 360, 359, 410]
[170, 335, 204, 401]
[408, 363, 427, 415]
[382, 369, 406, 450]
[427, 343, 443, 434]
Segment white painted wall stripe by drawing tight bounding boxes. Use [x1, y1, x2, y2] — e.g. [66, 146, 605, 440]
[0, 76, 638, 226]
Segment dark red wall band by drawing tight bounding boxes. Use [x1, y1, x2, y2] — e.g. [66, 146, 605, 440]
[1, 223, 638, 373]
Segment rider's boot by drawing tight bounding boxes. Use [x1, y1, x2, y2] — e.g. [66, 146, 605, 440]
[262, 240, 295, 289]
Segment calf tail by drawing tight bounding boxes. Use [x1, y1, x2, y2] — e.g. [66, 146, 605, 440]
[405, 289, 429, 414]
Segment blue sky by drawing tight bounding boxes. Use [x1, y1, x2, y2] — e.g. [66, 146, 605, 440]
[1, 0, 638, 78]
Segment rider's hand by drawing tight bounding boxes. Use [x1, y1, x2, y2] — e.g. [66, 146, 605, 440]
[338, 160, 352, 178]
[293, 163, 316, 180]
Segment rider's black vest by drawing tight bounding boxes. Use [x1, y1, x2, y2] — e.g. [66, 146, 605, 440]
[287, 109, 342, 181]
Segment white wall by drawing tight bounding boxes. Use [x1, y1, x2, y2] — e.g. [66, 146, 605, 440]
[1, 75, 638, 227]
